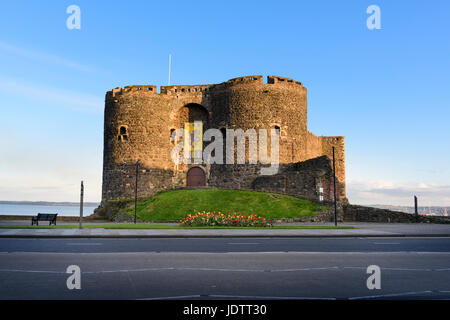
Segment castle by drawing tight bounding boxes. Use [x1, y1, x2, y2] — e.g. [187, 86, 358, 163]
[102, 75, 346, 203]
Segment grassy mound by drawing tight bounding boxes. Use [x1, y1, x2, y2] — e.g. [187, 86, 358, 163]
[123, 189, 324, 222]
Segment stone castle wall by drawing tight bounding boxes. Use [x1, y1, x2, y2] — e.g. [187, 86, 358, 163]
[102, 75, 346, 202]
[251, 156, 343, 202]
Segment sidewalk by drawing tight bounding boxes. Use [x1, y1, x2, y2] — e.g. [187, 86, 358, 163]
[0, 222, 449, 238]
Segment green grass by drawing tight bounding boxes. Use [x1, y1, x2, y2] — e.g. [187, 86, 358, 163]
[0, 225, 81, 229]
[0, 224, 355, 230]
[124, 189, 325, 222]
[0, 189, 339, 230]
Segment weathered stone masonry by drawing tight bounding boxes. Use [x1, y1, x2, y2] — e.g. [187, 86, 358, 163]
[102, 75, 346, 203]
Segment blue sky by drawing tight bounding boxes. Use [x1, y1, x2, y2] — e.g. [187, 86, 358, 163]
[0, 1, 449, 205]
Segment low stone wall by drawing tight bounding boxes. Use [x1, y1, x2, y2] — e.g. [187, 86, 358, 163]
[274, 210, 338, 223]
[343, 205, 450, 224]
[276, 204, 450, 224]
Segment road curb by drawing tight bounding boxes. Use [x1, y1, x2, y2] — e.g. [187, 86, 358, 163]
[1, 234, 450, 238]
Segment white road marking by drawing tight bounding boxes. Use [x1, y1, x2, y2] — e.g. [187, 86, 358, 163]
[4, 265, 447, 274]
[2, 251, 450, 256]
[373, 242, 400, 245]
[0, 269, 65, 274]
[138, 295, 202, 300]
[382, 267, 433, 271]
[343, 266, 450, 272]
[66, 243, 102, 246]
[224, 251, 450, 255]
[271, 266, 340, 272]
[227, 242, 260, 245]
[138, 294, 336, 300]
[349, 290, 433, 300]
[208, 294, 336, 300]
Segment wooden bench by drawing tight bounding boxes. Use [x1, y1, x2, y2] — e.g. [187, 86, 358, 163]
[31, 213, 58, 226]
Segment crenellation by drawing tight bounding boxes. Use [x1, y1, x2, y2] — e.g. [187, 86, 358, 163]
[106, 75, 305, 99]
[267, 75, 303, 87]
[226, 75, 263, 85]
[160, 84, 214, 95]
[123, 85, 157, 93]
[321, 136, 344, 143]
[106, 85, 157, 99]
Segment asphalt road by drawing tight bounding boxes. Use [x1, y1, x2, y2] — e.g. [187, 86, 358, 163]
[0, 237, 449, 300]
[1, 237, 450, 253]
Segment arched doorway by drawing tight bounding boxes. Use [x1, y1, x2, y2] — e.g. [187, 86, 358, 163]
[186, 167, 206, 187]
[174, 103, 209, 129]
[174, 103, 209, 161]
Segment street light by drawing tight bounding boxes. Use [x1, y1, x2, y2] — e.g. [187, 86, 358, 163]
[333, 147, 337, 227]
[79, 180, 84, 229]
[134, 161, 139, 224]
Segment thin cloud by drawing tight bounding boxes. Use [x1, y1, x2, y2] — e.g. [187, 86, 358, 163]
[0, 77, 103, 113]
[0, 173, 101, 203]
[0, 185, 100, 203]
[347, 180, 450, 206]
[0, 41, 94, 73]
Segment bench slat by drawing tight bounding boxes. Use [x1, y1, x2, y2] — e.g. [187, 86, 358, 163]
[32, 213, 58, 226]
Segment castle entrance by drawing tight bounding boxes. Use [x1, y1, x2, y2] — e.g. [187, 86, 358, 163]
[186, 167, 206, 187]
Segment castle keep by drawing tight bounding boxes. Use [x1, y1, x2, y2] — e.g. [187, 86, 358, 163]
[102, 75, 346, 203]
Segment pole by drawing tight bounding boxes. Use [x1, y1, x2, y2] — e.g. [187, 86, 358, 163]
[79, 181, 84, 229]
[333, 147, 337, 226]
[414, 195, 418, 216]
[168, 54, 171, 85]
[318, 187, 324, 211]
[134, 161, 139, 224]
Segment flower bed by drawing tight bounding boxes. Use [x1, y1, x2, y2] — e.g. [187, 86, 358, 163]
[179, 211, 273, 228]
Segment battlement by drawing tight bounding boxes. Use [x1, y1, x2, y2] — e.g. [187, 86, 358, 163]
[107, 85, 157, 98]
[123, 85, 157, 93]
[161, 75, 264, 94]
[267, 75, 303, 87]
[160, 84, 214, 95]
[226, 75, 264, 85]
[106, 75, 304, 99]
[321, 136, 344, 144]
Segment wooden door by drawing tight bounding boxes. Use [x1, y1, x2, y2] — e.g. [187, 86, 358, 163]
[186, 167, 206, 187]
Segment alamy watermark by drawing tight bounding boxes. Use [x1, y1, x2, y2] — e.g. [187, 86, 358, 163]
[366, 5, 381, 30]
[66, 5, 81, 30]
[366, 265, 381, 290]
[66, 265, 81, 290]
[170, 123, 280, 175]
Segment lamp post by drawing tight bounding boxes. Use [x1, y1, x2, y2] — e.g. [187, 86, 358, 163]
[134, 161, 139, 224]
[79, 181, 84, 229]
[414, 195, 418, 221]
[333, 147, 337, 227]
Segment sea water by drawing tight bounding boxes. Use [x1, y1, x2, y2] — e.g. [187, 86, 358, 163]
[0, 203, 98, 217]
